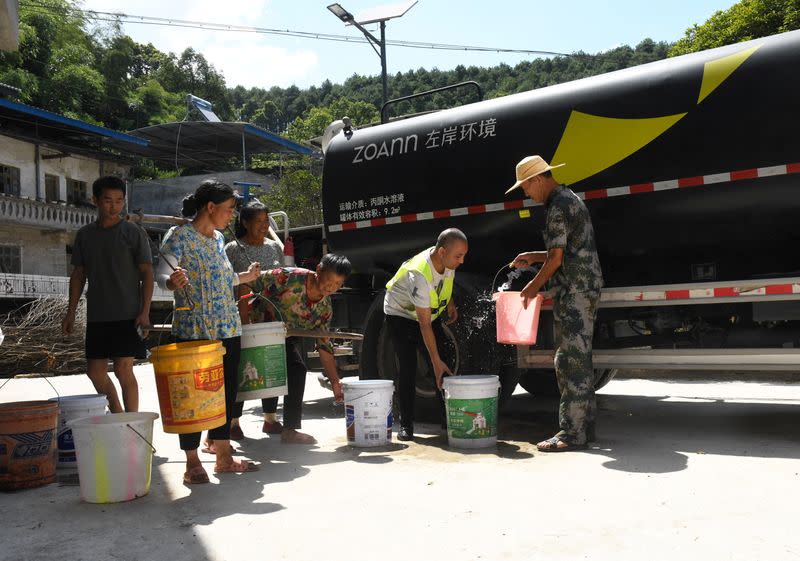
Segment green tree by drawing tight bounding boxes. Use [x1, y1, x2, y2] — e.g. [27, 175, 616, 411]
[670, 0, 800, 56]
[258, 169, 323, 227]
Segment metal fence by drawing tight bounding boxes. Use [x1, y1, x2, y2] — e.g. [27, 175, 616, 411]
[0, 273, 172, 301]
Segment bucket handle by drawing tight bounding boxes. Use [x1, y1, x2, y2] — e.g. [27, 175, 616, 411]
[345, 390, 374, 403]
[0, 371, 61, 400]
[126, 423, 157, 456]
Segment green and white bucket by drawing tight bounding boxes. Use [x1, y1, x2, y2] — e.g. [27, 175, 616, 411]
[443, 375, 500, 449]
[237, 322, 288, 402]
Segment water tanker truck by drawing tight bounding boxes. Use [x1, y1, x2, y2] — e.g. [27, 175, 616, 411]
[315, 30, 800, 401]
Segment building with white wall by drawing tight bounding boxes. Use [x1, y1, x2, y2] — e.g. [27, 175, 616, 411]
[0, 95, 146, 283]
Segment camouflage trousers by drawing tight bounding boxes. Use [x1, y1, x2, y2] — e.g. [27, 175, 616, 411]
[552, 289, 600, 445]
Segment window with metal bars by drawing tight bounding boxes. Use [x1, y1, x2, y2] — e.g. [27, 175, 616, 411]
[45, 174, 60, 202]
[66, 178, 88, 204]
[0, 164, 21, 196]
[0, 245, 21, 273]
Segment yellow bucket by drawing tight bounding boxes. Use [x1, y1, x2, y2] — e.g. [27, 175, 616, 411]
[150, 341, 227, 434]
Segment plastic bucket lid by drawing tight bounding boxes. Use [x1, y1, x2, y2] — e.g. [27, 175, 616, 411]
[68, 411, 159, 429]
[151, 340, 224, 361]
[242, 321, 286, 336]
[49, 394, 108, 410]
[443, 375, 500, 387]
[342, 379, 394, 390]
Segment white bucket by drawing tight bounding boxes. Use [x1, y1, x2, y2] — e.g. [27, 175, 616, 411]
[237, 322, 288, 402]
[68, 412, 159, 503]
[48, 394, 108, 468]
[343, 379, 394, 447]
[443, 375, 501, 449]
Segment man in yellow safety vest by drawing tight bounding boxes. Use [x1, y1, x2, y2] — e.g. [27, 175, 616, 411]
[384, 228, 468, 441]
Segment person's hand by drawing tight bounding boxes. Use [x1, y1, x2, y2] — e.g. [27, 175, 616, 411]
[135, 313, 151, 338]
[245, 262, 261, 283]
[520, 281, 539, 309]
[511, 252, 534, 269]
[61, 312, 75, 336]
[433, 358, 453, 389]
[446, 303, 458, 325]
[330, 377, 344, 403]
[167, 267, 189, 290]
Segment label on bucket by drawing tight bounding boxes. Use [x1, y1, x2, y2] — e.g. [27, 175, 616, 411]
[194, 364, 225, 392]
[345, 393, 393, 446]
[238, 344, 288, 393]
[446, 398, 498, 439]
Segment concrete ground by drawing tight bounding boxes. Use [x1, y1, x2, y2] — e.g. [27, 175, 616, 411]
[2, 367, 800, 561]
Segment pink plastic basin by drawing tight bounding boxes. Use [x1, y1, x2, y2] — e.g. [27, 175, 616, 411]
[493, 291, 543, 345]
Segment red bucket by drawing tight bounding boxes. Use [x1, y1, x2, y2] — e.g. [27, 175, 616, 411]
[493, 292, 543, 345]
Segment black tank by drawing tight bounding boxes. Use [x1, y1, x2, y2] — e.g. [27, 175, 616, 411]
[322, 30, 800, 287]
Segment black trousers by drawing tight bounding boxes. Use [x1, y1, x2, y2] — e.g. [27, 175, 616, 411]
[232, 337, 306, 429]
[385, 315, 446, 430]
[178, 337, 241, 451]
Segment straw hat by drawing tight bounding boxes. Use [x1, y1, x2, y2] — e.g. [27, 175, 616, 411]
[505, 155, 565, 194]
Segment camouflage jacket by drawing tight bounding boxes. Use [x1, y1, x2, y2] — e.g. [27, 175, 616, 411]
[544, 185, 604, 294]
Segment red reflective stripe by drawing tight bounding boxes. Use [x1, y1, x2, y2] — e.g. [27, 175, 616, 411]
[731, 169, 758, 181]
[788, 163, 800, 173]
[766, 284, 793, 295]
[678, 176, 704, 188]
[584, 189, 607, 200]
[342, 222, 357, 231]
[543, 298, 553, 306]
[433, 209, 451, 219]
[713, 287, 738, 297]
[371, 218, 386, 227]
[400, 213, 417, 223]
[665, 289, 690, 299]
[504, 199, 524, 209]
[468, 204, 486, 214]
[630, 183, 655, 194]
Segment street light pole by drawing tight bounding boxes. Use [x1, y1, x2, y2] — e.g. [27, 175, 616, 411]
[379, 21, 388, 107]
[327, 2, 417, 108]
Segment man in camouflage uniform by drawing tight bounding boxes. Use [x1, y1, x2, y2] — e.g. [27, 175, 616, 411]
[505, 155, 604, 451]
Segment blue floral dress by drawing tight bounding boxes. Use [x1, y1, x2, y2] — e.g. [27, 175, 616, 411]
[160, 224, 242, 340]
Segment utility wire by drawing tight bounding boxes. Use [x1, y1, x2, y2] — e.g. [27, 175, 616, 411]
[19, 1, 573, 57]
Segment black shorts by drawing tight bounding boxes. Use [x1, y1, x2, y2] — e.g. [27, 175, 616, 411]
[85, 320, 147, 360]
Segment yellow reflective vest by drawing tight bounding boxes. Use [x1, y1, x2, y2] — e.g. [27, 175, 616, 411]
[386, 247, 454, 321]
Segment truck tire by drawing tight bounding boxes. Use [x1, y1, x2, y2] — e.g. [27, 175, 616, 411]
[377, 321, 462, 399]
[358, 290, 386, 380]
[519, 368, 619, 396]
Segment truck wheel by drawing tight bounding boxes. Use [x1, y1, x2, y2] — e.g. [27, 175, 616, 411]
[593, 368, 618, 390]
[518, 369, 560, 397]
[377, 321, 462, 399]
[357, 290, 386, 381]
[518, 368, 618, 396]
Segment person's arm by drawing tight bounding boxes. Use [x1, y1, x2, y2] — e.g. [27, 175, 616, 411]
[416, 305, 453, 389]
[237, 284, 251, 324]
[136, 263, 154, 337]
[62, 265, 86, 335]
[520, 248, 564, 306]
[318, 346, 343, 403]
[234, 262, 261, 286]
[520, 202, 568, 307]
[511, 251, 548, 268]
[446, 296, 458, 325]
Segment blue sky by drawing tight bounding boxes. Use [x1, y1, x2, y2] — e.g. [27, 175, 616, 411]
[82, 0, 738, 89]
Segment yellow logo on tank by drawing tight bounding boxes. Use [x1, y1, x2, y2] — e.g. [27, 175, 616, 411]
[551, 45, 761, 186]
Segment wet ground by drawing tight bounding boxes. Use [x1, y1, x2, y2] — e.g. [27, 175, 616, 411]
[2, 367, 800, 561]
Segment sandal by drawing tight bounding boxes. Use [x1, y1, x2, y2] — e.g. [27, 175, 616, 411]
[280, 429, 317, 444]
[214, 459, 260, 474]
[536, 436, 588, 453]
[201, 441, 239, 455]
[229, 424, 245, 441]
[183, 465, 210, 485]
[262, 420, 284, 435]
